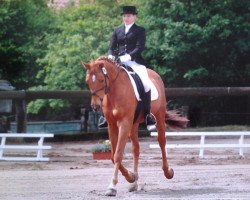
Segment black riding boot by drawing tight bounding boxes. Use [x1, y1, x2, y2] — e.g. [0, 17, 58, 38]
[143, 90, 156, 131]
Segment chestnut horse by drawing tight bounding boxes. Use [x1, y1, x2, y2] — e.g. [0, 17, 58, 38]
[83, 56, 188, 196]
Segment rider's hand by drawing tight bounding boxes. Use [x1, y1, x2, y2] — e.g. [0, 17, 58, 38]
[119, 54, 131, 62]
[108, 55, 115, 60]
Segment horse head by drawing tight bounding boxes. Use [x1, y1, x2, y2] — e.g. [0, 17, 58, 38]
[82, 56, 120, 112]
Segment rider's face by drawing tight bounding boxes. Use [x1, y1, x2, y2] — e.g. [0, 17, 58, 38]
[122, 14, 136, 25]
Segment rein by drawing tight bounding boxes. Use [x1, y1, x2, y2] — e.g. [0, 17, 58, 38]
[91, 64, 121, 101]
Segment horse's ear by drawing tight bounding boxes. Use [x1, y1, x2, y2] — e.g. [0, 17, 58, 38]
[81, 61, 90, 70]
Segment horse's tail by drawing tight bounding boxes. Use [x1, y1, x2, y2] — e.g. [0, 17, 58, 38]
[166, 110, 189, 129]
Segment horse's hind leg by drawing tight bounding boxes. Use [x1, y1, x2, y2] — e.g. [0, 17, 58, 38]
[156, 113, 174, 179]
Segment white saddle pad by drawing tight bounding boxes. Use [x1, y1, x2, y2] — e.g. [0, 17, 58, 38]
[123, 68, 159, 101]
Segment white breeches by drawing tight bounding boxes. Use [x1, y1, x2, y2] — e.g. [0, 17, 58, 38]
[123, 60, 151, 92]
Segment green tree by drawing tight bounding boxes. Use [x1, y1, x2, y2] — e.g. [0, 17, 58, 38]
[141, 0, 250, 86]
[35, 0, 136, 93]
[28, 0, 129, 113]
[0, 0, 55, 88]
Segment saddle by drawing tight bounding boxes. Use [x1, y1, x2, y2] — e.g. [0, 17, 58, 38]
[122, 65, 158, 101]
[122, 64, 145, 100]
[122, 64, 158, 123]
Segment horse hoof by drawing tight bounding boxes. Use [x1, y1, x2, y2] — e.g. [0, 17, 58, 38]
[125, 171, 136, 183]
[164, 167, 174, 179]
[167, 168, 174, 179]
[105, 188, 117, 196]
[128, 181, 138, 192]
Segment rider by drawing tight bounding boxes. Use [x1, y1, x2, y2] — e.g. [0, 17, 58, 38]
[98, 5, 156, 131]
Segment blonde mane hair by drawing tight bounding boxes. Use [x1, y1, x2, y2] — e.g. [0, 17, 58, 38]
[97, 56, 121, 68]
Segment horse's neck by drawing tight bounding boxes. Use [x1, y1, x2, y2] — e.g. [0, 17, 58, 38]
[107, 67, 133, 102]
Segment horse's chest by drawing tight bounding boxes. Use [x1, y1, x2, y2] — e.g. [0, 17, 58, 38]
[112, 109, 119, 117]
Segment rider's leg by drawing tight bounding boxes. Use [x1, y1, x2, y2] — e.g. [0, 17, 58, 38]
[127, 61, 156, 131]
[143, 90, 157, 131]
[98, 115, 108, 128]
[98, 107, 108, 128]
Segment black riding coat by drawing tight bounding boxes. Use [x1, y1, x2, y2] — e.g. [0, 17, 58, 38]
[108, 24, 147, 65]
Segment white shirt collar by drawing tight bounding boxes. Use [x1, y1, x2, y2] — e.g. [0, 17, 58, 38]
[125, 23, 134, 34]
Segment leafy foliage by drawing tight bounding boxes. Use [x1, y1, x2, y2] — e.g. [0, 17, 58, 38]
[0, 0, 55, 88]
[142, 0, 250, 86]
[36, 3, 120, 91]
[1, 0, 249, 116]
[28, 1, 123, 113]
[92, 140, 111, 152]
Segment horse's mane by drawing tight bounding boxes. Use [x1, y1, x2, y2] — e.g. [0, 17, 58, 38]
[96, 56, 121, 68]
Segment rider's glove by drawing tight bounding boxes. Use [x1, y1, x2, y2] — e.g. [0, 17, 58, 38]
[108, 55, 115, 60]
[119, 54, 131, 62]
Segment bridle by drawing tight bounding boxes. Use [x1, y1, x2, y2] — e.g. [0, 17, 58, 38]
[90, 65, 121, 101]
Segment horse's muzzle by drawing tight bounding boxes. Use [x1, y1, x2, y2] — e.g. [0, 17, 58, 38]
[91, 104, 101, 112]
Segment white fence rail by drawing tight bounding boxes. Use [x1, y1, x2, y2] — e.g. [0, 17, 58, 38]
[150, 131, 250, 158]
[0, 133, 54, 161]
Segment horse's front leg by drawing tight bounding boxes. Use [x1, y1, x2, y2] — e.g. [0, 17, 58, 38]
[105, 121, 134, 196]
[127, 123, 140, 192]
[105, 124, 119, 196]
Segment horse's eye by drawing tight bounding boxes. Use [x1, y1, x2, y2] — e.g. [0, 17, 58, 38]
[92, 75, 96, 82]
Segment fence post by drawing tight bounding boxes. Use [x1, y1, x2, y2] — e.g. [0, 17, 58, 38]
[239, 134, 244, 157]
[15, 99, 27, 133]
[0, 136, 6, 159]
[37, 137, 44, 160]
[247, 95, 250, 124]
[199, 135, 206, 158]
